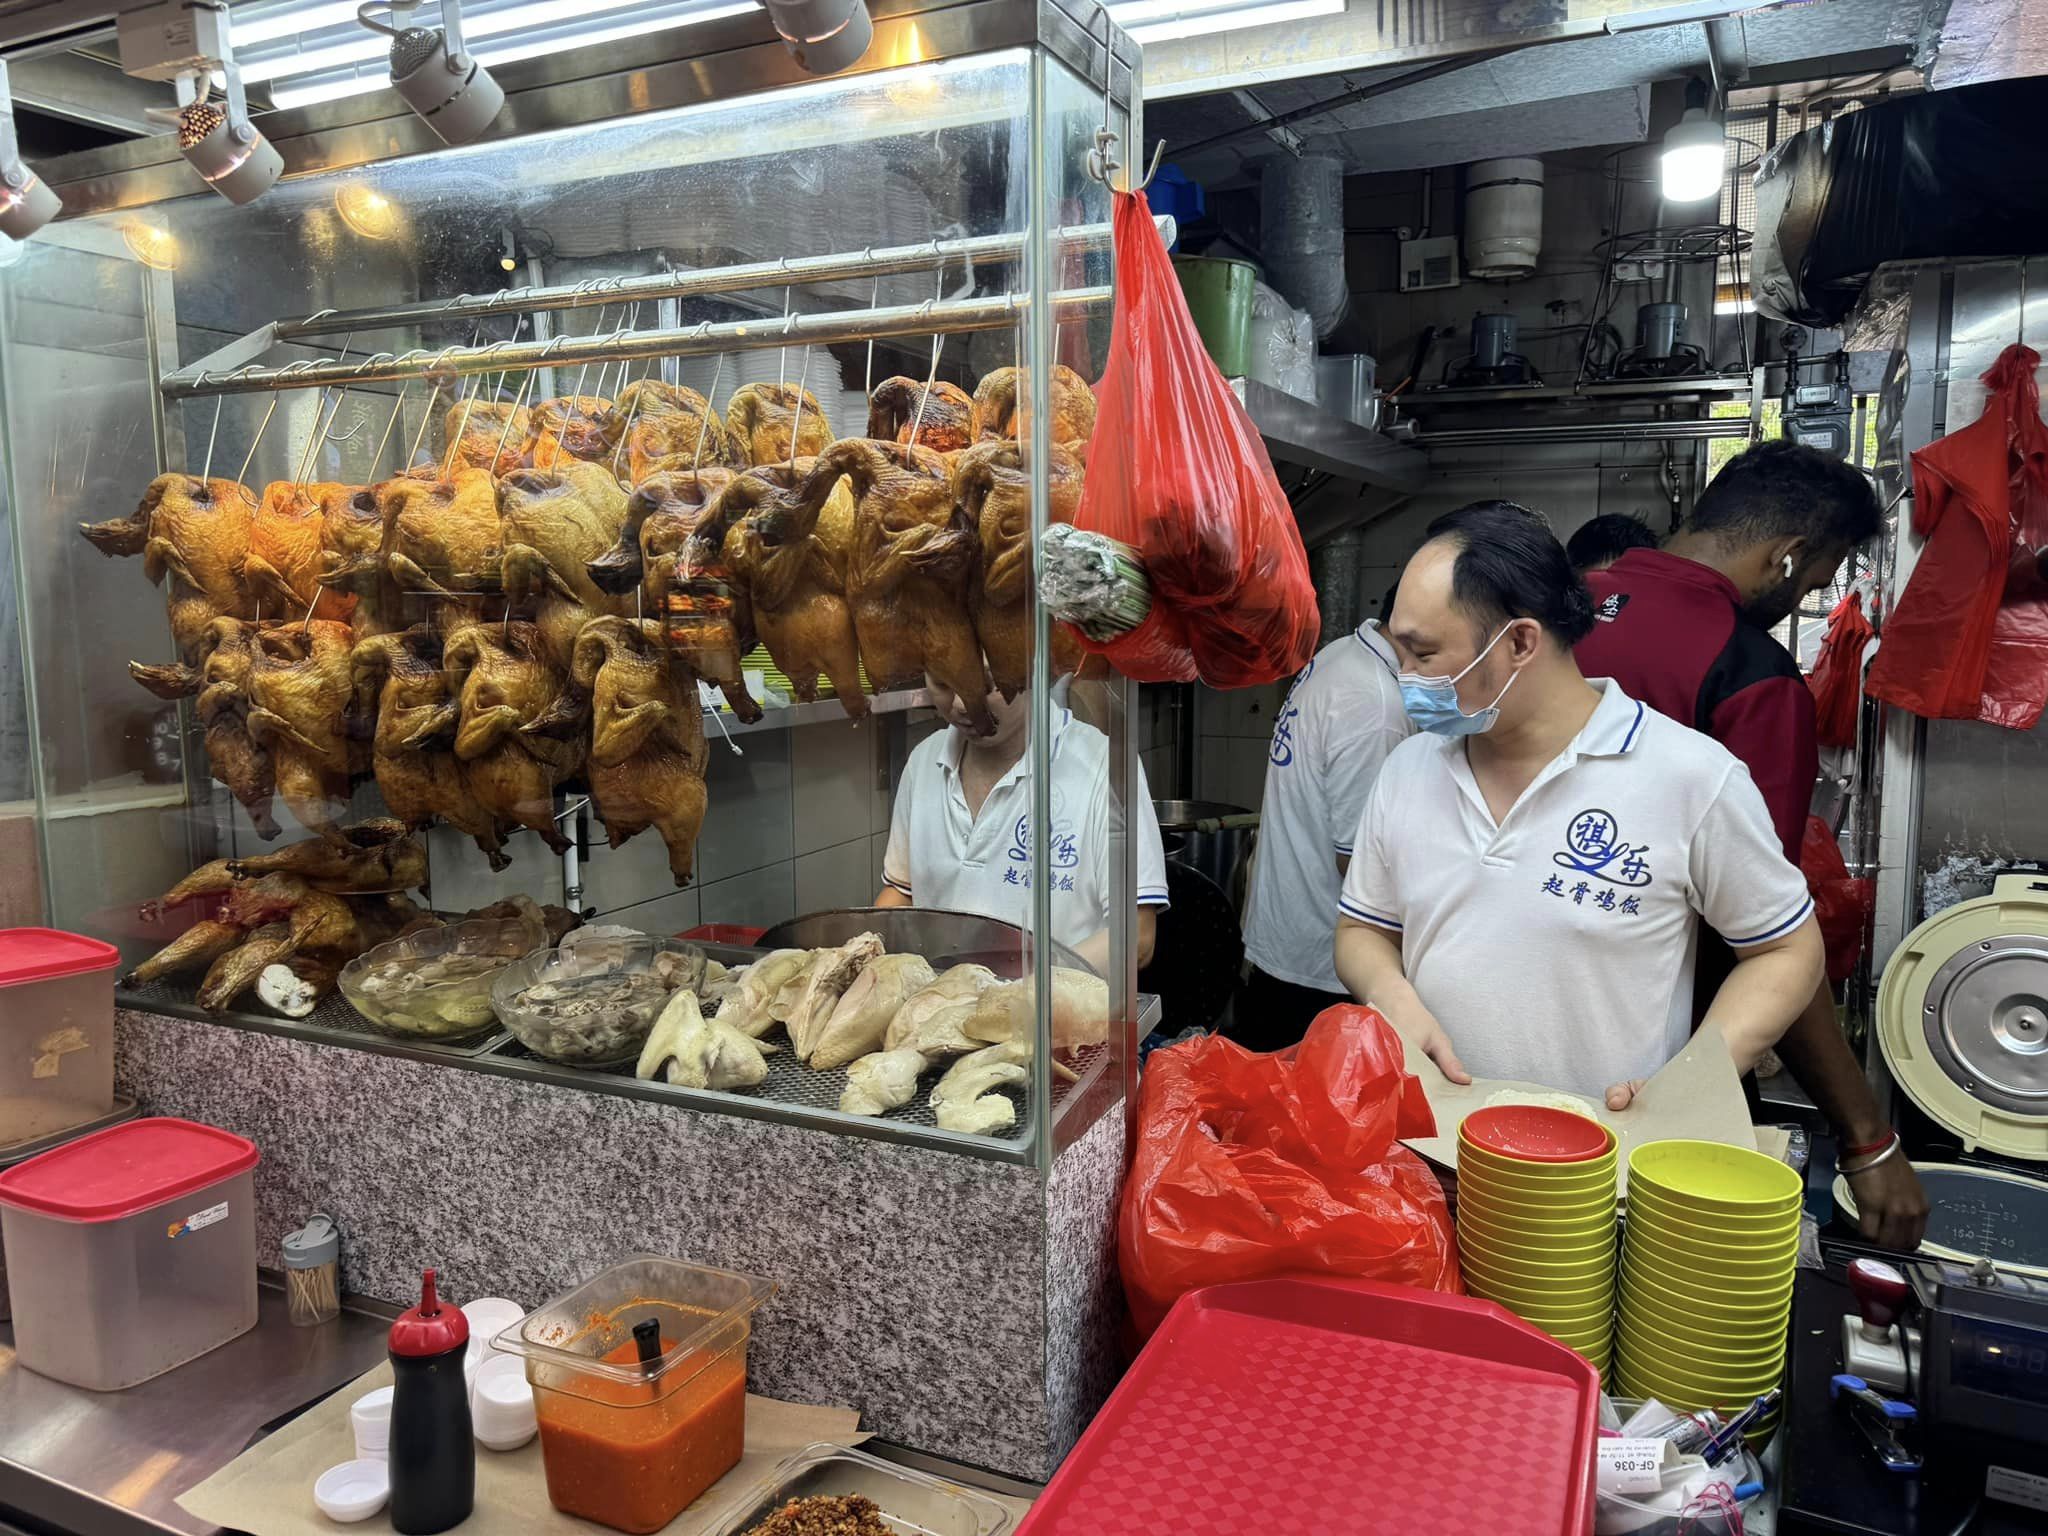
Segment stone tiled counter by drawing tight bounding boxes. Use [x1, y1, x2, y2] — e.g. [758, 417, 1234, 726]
[114, 1007, 1127, 1480]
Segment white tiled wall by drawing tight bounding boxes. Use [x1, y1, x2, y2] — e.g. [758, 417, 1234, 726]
[1190, 680, 1289, 812]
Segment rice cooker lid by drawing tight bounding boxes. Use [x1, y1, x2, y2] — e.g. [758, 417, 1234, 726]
[1878, 874, 2048, 1161]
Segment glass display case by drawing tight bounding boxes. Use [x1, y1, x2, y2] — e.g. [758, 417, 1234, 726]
[0, 0, 1148, 1166]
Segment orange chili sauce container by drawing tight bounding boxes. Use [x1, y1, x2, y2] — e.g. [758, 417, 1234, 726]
[491, 1257, 777, 1535]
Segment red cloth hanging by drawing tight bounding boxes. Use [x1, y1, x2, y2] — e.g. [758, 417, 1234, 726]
[1866, 344, 2048, 728]
[1807, 590, 1875, 749]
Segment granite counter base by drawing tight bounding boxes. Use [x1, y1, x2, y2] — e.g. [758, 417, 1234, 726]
[114, 1007, 1126, 1480]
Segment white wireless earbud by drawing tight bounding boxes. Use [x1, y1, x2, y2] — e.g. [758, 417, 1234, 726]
[1783, 554, 1797, 580]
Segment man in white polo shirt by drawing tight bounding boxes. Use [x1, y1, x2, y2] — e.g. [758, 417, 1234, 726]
[1234, 618, 1412, 1051]
[1334, 501, 1823, 1106]
[877, 674, 1169, 974]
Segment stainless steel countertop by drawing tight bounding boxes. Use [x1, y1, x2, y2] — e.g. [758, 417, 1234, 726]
[0, 1285, 394, 1536]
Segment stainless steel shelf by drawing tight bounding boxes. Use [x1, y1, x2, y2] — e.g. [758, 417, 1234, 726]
[1399, 374, 1758, 408]
[1414, 418, 1754, 448]
[708, 687, 930, 736]
[1229, 377, 1427, 492]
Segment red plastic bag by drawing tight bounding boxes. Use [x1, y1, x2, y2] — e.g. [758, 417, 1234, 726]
[1800, 815, 1874, 985]
[1076, 190, 1320, 687]
[1807, 591, 1875, 749]
[1866, 343, 2048, 728]
[1118, 1005, 1460, 1341]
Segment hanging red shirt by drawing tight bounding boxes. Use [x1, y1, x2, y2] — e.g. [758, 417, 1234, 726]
[1575, 548, 1815, 861]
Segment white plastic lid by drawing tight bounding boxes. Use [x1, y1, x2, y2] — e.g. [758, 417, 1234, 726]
[314, 1459, 389, 1523]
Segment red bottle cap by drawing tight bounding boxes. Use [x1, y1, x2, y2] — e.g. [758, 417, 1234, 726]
[389, 1268, 470, 1359]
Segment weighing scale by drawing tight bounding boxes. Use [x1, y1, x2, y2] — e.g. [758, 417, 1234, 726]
[1782, 876, 2048, 1533]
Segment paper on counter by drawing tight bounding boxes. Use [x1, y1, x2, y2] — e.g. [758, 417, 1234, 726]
[1397, 1021, 1760, 1196]
[177, 1360, 867, 1536]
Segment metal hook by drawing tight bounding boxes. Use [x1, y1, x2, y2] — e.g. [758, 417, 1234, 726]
[201, 395, 224, 482]
[1132, 138, 1167, 192]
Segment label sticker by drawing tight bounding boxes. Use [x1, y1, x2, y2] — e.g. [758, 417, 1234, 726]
[1987, 1467, 2048, 1513]
[1597, 1439, 1668, 1495]
[167, 1201, 228, 1240]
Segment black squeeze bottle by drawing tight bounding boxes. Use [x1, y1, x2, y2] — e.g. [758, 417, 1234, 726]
[387, 1268, 475, 1534]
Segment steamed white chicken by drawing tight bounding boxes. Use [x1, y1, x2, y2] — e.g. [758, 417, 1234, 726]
[839, 1048, 927, 1117]
[883, 963, 997, 1058]
[937, 1096, 1017, 1136]
[720, 948, 809, 1037]
[809, 952, 935, 1069]
[784, 933, 885, 1060]
[966, 967, 1110, 1051]
[637, 990, 772, 1091]
[930, 1038, 1029, 1135]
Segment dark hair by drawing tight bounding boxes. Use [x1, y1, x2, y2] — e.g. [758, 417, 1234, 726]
[1423, 500, 1596, 646]
[1565, 513, 1659, 572]
[1687, 439, 1882, 551]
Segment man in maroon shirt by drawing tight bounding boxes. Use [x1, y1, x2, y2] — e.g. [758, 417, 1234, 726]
[1576, 440, 1928, 1250]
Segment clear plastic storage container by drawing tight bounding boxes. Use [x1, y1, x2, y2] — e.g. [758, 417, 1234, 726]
[708, 1444, 1013, 1536]
[493, 1255, 776, 1535]
[0, 928, 119, 1147]
[0, 1116, 259, 1390]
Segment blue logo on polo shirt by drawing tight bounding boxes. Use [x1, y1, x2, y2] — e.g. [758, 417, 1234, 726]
[1552, 808, 1652, 888]
[1269, 658, 1313, 766]
[1005, 816, 1081, 887]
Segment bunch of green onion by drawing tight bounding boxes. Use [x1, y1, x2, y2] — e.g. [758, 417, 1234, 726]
[1041, 524, 1152, 641]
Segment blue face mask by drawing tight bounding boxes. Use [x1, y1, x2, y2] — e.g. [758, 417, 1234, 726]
[1398, 623, 1519, 737]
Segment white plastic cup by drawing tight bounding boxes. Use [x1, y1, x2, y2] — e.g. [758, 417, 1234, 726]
[350, 1385, 394, 1461]
[314, 1458, 389, 1523]
[470, 1353, 536, 1452]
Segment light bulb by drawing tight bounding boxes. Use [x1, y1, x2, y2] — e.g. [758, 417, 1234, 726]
[1660, 106, 1725, 203]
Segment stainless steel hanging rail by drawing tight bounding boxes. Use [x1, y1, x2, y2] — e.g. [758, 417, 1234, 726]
[161, 286, 1114, 399]
[269, 216, 1172, 341]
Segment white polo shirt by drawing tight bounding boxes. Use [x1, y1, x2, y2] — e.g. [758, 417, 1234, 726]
[1243, 622, 1412, 992]
[1338, 678, 1813, 1097]
[882, 708, 1170, 952]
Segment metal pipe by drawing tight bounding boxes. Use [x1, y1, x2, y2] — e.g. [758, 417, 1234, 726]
[162, 286, 1113, 399]
[270, 217, 1171, 340]
[1415, 418, 1751, 447]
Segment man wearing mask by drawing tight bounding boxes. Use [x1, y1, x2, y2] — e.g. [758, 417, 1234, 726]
[1334, 501, 1824, 1107]
[1575, 440, 1925, 1250]
[1235, 617, 1411, 1051]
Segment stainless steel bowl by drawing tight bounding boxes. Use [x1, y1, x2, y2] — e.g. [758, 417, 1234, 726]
[757, 907, 1089, 976]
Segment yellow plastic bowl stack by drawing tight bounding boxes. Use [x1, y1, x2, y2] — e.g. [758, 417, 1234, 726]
[1454, 1106, 1619, 1378]
[1616, 1140, 1801, 1431]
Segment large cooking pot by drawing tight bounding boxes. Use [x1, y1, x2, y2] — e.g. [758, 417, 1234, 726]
[1154, 799, 1259, 916]
[757, 907, 1089, 976]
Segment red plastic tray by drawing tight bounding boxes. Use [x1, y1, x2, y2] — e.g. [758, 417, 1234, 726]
[1020, 1276, 1599, 1536]
[679, 923, 767, 945]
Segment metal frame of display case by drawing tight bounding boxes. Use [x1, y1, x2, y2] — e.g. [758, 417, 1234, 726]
[19, 0, 1152, 1169]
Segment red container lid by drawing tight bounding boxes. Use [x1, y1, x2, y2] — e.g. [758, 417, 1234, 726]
[1460, 1104, 1614, 1163]
[0, 928, 120, 988]
[0, 1117, 259, 1223]
[389, 1268, 470, 1359]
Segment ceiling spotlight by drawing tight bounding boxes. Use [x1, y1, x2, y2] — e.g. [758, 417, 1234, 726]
[359, 1, 504, 147]
[0, 62, 61, 240]
[119, 217, 179, 271]
[760, 0, 874, 76]
[335, 180, 403, 240]
[1660, 77, 1725, 204]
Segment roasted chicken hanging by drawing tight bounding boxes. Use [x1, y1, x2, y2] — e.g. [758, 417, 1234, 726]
[707, 462, 867, 719]
[129, 616, 280, 840]
[868, 377, 974, 454]
[82, 474, 257, 661]
[247, 481, 360, 624]
[953, 438, 1086, 699]
[352, 628, 513, 869]
[525, 395, 614, 470]
[383, 467, 504, 598]
[726, 383, 829, 465]
[246, 620, 364, 845]
[969, 365, 1097, 446]
[498, 462, 633, 668]
[762, 438, 990, 733]
[440, 400, 530, 478]
[443, 619, 586, 853]
[571, 616, 709, 887]
[602, 381, 742, 483]
[315, 483, 409, 638]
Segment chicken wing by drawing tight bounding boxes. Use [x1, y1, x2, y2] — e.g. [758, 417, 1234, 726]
[383, 468, 503, 597]
[571, 616, 709, 887]
[85, 474, 258, 661]
[709, 464, 866, 719]
[525, 395, 614, 471]
[443, 619, 586, 854]
[761, 438, 989, 731]
[952, 438, 1086, 699]
[725, 383, 829, 466]
[246, 482, 361, 624]
[968, 364, 1097, 446]
[352, 628, 511, 868]
[499, 462, 632, 668]
[868, 377, 974, 454]
[246, 620, 362, 845]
